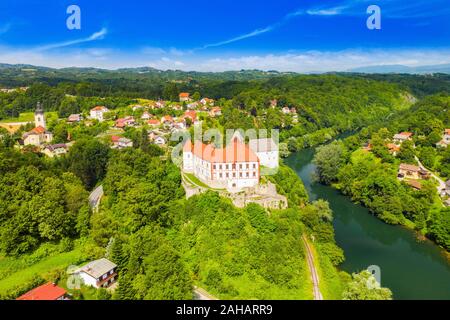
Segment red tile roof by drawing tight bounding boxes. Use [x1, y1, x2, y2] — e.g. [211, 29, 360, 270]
[183, 110, 197, 121]
[31, 126, 46, 134]
[179, 92, 190, 98]
[91, 106, 108, 112]
[148, 119, 161, 125]
[184, 138, 259, 163]
[17, 283, 66, 300]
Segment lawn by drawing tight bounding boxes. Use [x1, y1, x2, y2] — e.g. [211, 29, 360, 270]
[0, 249, 84, 295]
[0, 112, 58, 123]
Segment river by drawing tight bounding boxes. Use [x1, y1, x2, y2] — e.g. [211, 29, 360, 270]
[285, 147, 450, 300]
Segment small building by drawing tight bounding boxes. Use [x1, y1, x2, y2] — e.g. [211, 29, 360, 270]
[148, 119, 161, 127]
[67, 114, 83, 123]
[112, 136, 133, 149]
[209, 107, 222, 118]
[187, 102, 199, 110]
[387, 143, 401, 156]
[76, 258, 118, 289]
[444, 129, 450, 144]
[393, 132, 413, 145]
[17, 283, 67, 301]
[43, 144, 68, 158]
[154, 136, 167, 146]
[249, 138, 279, 169]
[270, 99, 278, 108]
[200, 98, 214, 106]
[161, 115, 174, 126]
[398, 163, 429, 180]
[141, 112, 152, 120]
[115, 116, 135, 129]
[437, 140, 448, 149]
[132, 105, 143, 112]
[179, 92, 191, 102]
[90, 106, 110, 122]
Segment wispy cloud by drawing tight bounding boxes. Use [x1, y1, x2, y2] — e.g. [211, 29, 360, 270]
[306, 6, 347, 16]
[35, 28, 108, 52]
[200, 9, 304, 49]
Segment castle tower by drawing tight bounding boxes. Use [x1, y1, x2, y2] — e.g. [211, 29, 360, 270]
[35, 102, 46, 129]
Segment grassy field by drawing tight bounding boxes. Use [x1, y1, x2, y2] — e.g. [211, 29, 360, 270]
[0, 249, 84, 295]
[0, 112, 58, 123]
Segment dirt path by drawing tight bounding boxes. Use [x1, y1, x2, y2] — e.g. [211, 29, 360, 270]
[302, 235, 324, 301]
[193, 286, 219, 300]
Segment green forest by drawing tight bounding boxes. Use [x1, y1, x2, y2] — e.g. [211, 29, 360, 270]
[2, 67, 444, 300]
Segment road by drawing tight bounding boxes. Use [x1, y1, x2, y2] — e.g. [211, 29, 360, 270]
[302, 235, 324, 301]
[89, 185, 104, 211]
[193, 287, 218, 300]
[415, 156, 446, 194]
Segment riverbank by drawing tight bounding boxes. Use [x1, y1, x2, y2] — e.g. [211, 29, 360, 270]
[286, 148, 450, 300]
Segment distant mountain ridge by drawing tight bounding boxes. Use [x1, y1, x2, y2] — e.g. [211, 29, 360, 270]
[348, 63, 450, 74]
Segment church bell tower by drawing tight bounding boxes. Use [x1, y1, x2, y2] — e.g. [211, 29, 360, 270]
[35, 102, 46, 129]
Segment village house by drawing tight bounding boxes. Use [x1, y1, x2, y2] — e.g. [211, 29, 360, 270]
[437, 129, 450, 148]
[179, 92, 191, 102]
[17, 283, 67, 301]
[115, 116, 136, 129]
[398, 163, 429, 180]
[249, 138, 279, 169]
[132, 104, 143, 112]
[111, 136, 133, 149]
[393, 132, 413, 145]
[141, 111, 152, 120]
[161, 115, 174, 128]
[387, 143, 401, 156]
[171, 104, 183, 111]
[154, 136, 167, 146]
[187, 102, 199, 110]
[90, 106, 110, 122]
[43, 144, 68, 158]
[200, 98, 215, 106]
[76, 258, 118, 289]
[173, 119, 187, 130]
[154, 100, 166, 109]
[209, 107, 222, 118]
[148, 119, 161, 127]
[67, 114, 83, 123]
[183, 137, 260, 192]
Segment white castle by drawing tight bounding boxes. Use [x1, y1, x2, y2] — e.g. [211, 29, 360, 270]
[183, 134, 279, 192]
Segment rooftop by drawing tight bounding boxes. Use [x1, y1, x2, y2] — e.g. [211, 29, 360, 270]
[78, 258, 117, 279]
[17, 283, 66, 300]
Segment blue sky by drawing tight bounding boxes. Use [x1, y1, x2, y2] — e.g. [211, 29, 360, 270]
[0, 0, 449, 72]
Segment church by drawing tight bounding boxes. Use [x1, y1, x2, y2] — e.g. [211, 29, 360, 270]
[23, 102, 53, 146]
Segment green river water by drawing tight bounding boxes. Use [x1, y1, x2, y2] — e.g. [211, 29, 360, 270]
[285, 148, 450, 300]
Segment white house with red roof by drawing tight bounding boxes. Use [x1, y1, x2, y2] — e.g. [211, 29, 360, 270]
[90, 106, 110, 122]
[209, 107, 222, 117]
[17, 283, 67, 300]
[393, 132, 413, 145]
[179, 92, 191, 102]
[183, 137, 260, 192]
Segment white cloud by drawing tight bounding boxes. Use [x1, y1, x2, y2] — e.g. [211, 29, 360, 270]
[35, 28, 108, 52]
[1, 46, 449, 72]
